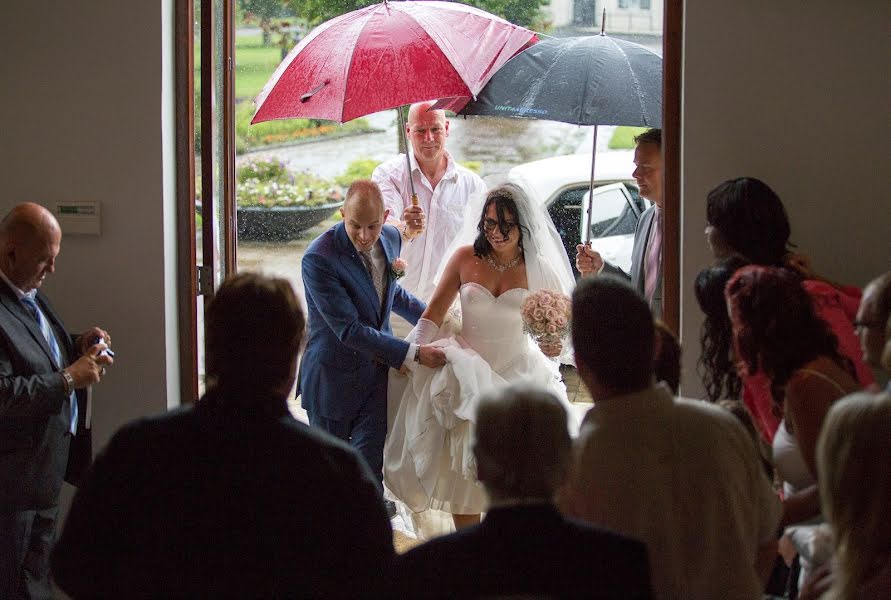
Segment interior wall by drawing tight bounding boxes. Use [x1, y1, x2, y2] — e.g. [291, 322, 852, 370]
[0, 0, 177, 455]
[680, 0, 891, 397]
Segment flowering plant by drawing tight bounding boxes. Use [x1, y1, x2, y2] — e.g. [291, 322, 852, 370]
[390, 257, 407, 280]
[521, 289, 571, 346]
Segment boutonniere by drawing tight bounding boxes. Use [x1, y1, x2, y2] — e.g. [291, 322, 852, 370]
[390, 257, 407, 280]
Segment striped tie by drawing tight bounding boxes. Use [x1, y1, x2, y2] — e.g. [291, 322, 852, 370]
[359, 250, 385, 306]
[22, 295, 78, 434]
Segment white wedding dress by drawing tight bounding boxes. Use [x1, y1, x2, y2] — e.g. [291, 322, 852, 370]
[384, 281, 583, 516]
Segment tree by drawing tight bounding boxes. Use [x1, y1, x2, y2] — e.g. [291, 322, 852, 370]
[283, 0, 549, 29]
[238, 0, 285, 46]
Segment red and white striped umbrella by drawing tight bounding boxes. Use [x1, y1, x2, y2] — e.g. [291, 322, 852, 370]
[251, 0, 537, 124]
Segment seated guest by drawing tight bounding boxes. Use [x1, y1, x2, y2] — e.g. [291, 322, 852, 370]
[799, 391, 891, 599]
[694, 256, 750, 405]
[856, 270, 891, 389]
[396, 385, 652, 600]
[51, 273, 394, 598]
[564, 277, 781, 600]
[654, 320, 681, 394]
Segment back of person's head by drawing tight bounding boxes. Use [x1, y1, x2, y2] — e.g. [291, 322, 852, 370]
[706, 177, 790, 266]
[473, 385, 571, 502]
[633, 128, 661, 148]
[817, 391, 891, 599]
[572, 277, 655, 395]
[654, 320, 681, 394]
[205, 272, 305, 395]
[726, 265, 850, 390]
[694, 255, 750, 402]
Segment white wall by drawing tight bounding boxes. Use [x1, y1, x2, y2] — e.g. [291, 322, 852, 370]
[0, 1, 179, 454]
[680, 0, 891, 396]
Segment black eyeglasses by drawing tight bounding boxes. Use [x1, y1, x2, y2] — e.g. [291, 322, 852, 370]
[483, 219, 518, 234]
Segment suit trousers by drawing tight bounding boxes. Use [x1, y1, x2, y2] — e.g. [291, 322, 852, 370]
[309, 409, 386, 494]
[0, 507, 58, 600]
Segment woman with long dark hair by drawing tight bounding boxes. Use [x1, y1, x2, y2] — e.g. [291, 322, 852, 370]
[727, 266, 860, 585]
[701, 177, 871, 441]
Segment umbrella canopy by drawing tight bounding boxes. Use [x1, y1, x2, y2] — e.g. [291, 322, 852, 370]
[437, 34, 662, 127]
[252, 0, 537, 124]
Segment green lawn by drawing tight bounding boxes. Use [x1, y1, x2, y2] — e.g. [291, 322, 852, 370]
[194, 34, 285, 101]
[234, 34, 285, 100]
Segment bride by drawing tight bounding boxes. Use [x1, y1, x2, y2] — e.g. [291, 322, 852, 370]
[384, 183, 581, 531]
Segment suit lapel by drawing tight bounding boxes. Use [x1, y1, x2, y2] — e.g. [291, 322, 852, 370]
[334, 224, 381, 321]
[0, 282, 59, 367]
[379, 232, 396, 317]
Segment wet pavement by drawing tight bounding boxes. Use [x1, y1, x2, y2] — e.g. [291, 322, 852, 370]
[241, 111, 615, 180]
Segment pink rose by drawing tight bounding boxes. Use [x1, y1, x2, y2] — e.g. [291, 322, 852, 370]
[545, 307, 557, 322]
[546, 323, 558, 335]
[556, 315, 567, 328]
[538, 294, 553, 306]
[533, 307, 545, 320]
[392, 257, 407, 271]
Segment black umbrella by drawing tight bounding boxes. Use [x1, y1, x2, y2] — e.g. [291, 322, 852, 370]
[435, 32, 662, 242]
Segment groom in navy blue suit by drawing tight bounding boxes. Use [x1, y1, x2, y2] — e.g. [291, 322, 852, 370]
[300, 180, 446, 489]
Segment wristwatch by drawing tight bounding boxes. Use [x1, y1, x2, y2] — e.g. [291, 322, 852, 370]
[60, 370, 74, 394]
[413, 345, 421, 363]
[401, 223, 410, 240]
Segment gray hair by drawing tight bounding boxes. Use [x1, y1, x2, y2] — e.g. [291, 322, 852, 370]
[473, 385, 571, 501]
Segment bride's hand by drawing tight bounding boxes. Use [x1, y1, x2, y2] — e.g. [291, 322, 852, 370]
[538, 339, 562, 358]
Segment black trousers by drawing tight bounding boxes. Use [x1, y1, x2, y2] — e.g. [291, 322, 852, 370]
[0, 507, 59, 600]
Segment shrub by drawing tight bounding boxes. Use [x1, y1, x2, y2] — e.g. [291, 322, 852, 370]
[608, 126, 648, 150]
[236, 159, 342, 208]
[460, 160, 483, 174]
[335, 158, 382, 187]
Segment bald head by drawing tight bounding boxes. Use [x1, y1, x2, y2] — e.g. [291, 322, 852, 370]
[0, 203, 60, 243]
[407, 101, 449, 168]
[340, 180, 389, 252]
[0, 203, 62, 292]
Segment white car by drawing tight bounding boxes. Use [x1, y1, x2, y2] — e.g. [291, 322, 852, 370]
[493, 151, 649, 276]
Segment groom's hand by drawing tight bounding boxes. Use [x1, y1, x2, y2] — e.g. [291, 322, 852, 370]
[418, 345, 446, 368]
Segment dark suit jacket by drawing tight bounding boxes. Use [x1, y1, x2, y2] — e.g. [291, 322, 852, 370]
[299, 222, 425, 421]
[0, 280, 90, 511]
[601, 204, 662, 316]
[51, 389, 395, 599]
[395, 503, 653, 599]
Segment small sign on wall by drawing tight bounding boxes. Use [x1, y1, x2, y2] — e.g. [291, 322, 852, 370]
[54, 202, 101, 235]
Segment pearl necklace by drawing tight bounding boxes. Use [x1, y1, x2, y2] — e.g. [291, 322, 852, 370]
[484, 251, 523, 273]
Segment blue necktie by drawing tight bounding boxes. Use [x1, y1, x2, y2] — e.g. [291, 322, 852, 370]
[21, 295, 78, 434]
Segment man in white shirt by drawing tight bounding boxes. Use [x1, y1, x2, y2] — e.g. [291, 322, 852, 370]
[564, 277, 781, 600]
[372, 101, 486, 302]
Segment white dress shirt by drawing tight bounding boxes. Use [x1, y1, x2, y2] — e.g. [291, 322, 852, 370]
[372, 150, 486, 302]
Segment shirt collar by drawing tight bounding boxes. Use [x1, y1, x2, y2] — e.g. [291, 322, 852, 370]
[0, 268, 28, 299]
[409, 150, 458, 181]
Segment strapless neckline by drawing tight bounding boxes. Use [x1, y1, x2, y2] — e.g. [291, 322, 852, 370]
[460, 281, 527, 301]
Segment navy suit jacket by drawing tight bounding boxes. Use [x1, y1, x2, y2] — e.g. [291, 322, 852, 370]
[0, 281, 90, 511]
[395, 503, 653, 599]
[298, 223, 425, 421]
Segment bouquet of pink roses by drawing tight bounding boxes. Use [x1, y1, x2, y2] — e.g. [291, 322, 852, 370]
[521, 289, 572, 346]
